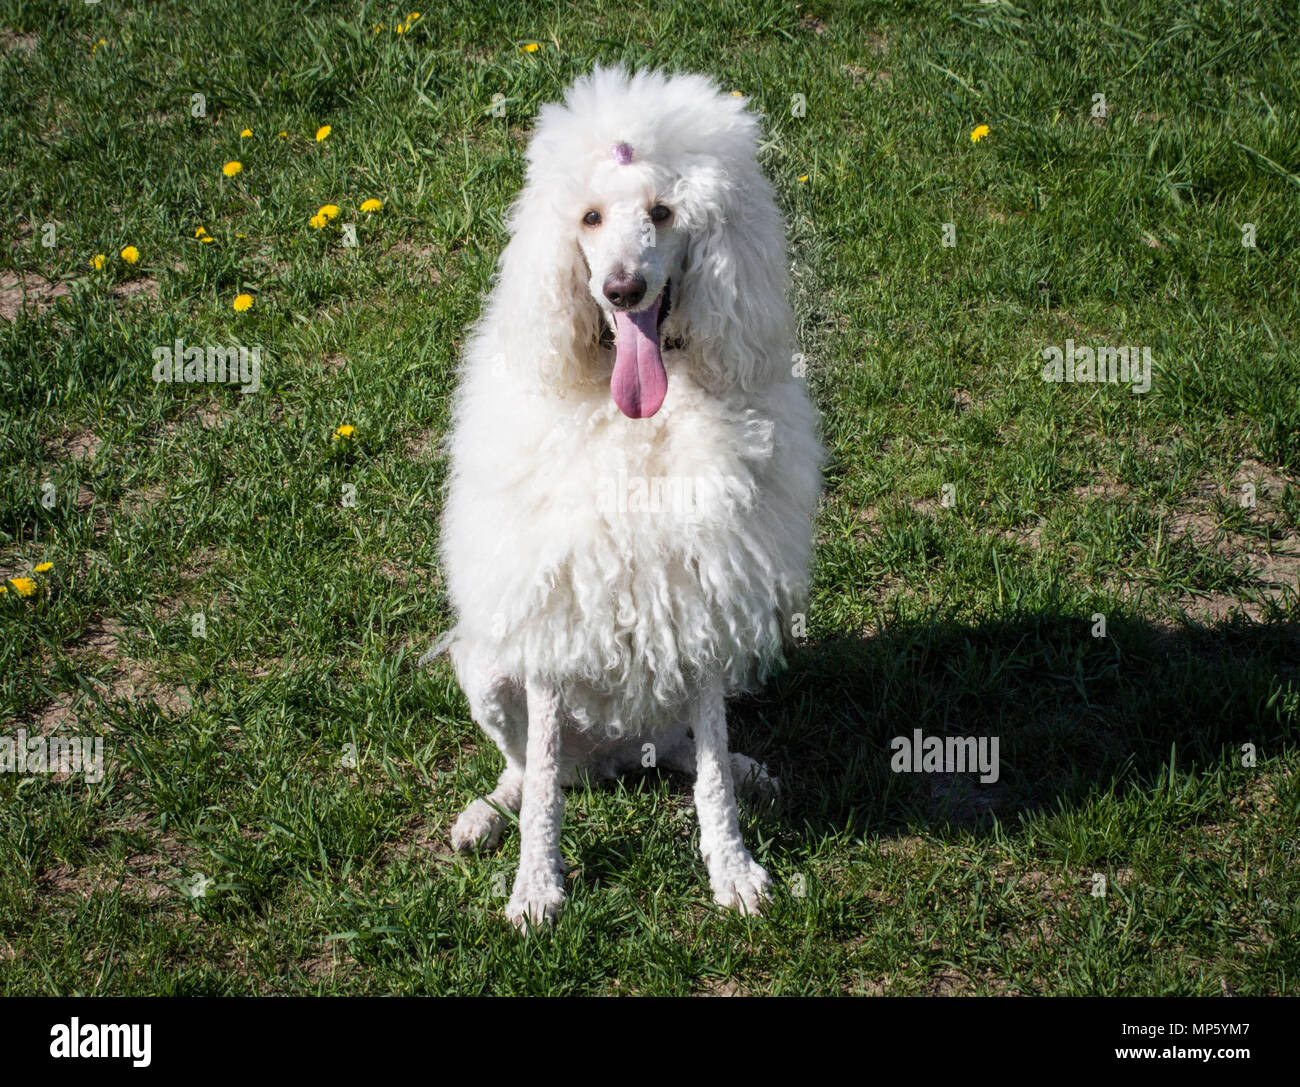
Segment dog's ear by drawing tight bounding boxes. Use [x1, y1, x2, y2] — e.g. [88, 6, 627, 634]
[674, 151, 794, 392]
[485, 179, 601, 387]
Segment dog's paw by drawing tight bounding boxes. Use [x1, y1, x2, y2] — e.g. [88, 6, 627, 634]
[709, 856, 771, 915]
[505, 879, 565, 932]
[450, 798, 508, 852]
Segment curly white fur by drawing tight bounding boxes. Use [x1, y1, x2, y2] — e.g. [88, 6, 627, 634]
[438, 66, 822, 928]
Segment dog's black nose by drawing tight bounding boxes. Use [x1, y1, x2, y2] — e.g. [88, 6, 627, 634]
[603, 272, 646, 309]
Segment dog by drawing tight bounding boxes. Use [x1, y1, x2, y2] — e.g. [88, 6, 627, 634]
[437, 66, 823, 929]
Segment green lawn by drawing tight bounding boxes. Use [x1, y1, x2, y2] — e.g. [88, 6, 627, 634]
[1, 0, 1297, 995]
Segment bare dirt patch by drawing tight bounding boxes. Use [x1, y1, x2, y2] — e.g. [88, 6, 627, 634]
[404, 427, 443, 460]
[37, 817, 198, 903]
[65, 617, 194, 720]
[0, 30, 37, 56]
[111, 277, 160, 304]
[384, 242, 442, 284]
[384, 815, 457, 869]
[302, 947, 358, 984]
[59, 429, 102, 463]
[1169, 459, 1299, 622]
[1072, 477, 1128, 500]
[841, 64, 891, 88]
[0, 271, 69, 320]
[997, 521, 1043, 549]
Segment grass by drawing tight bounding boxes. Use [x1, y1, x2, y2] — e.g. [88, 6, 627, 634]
[1, 0, 1297, 995]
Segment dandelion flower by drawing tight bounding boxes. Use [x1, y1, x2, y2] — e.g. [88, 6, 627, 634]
[797, 174, 810, 183]
[970, 124, 990, 143]
[360, 198, 383, 213]
[731, 91, 742, 97]
[318, 204, 341, 221]
[396, 22, 407, 34]
[408, 12, 421, 21]
[34, 562, 53, 573]
[521, 42, 539, 52]
[309, 213, 328, 229]
[90, 254, 106, 270]
[240, 128, 253, 138]
[232, 293, 253, 312]
[223, 160, 243, 177]
[91, 39, 106, 55]
[9, 577, 36, 597]
[332, 425, 356, 440]
[315, 125, 332, 142]
[278, 130, 288, 139]
[120, 245, 139, 264]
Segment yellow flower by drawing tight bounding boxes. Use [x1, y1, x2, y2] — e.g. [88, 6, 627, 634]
[797, 174, 810, 183]
[34, 562, 53, 573]
[396, 22, 407, 34]
[318, 204, 341, 220]
[970, 124, 990, 143]
[731, 91, 742, 97]
[9, 577, 36, 597]
[120, 245, 139, 264]
[360, 198, 383, 213]
[521, 42, 539, 52]
[195, 226, 208, 237]
[332, 425, 356, 440]
[278, 130, 288, 138]
[408, 12, 421, 21]
[309, 213, 328, 229]
[223, 160, 243, 177]
[90, 254, 106, 270]
[374, 24, 385, 33]
[232, 293, 253, 312]
[91, 38, 106, 55]
[315, 125, 332, 142]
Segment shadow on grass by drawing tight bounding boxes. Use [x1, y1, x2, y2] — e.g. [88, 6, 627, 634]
[726, 610, 1300, 842]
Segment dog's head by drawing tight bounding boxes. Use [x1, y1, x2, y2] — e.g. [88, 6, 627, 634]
[491, 66, 793, 418]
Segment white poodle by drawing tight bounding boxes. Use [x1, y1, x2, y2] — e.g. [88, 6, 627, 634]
[436, 66, 823, 929]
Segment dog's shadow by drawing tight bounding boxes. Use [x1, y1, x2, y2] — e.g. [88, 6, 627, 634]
[586, 608, 1297, 878]
[738, 608, 1299, 844]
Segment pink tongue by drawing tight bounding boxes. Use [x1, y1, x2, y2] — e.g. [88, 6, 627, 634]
[610, 295, 666, 419]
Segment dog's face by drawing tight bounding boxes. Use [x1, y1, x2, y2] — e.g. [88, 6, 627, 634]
[571, 143, 689, 419]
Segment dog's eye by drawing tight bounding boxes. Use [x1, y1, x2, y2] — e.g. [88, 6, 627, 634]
[649, 204, 671, 224]
[582, 210, 602, 227]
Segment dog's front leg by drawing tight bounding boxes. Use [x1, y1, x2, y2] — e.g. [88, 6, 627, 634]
[505, 676, 566, 930]
[692, 680, 771, 914]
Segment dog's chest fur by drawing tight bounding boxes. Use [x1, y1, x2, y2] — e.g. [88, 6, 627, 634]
[443, 366, 820, 732]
